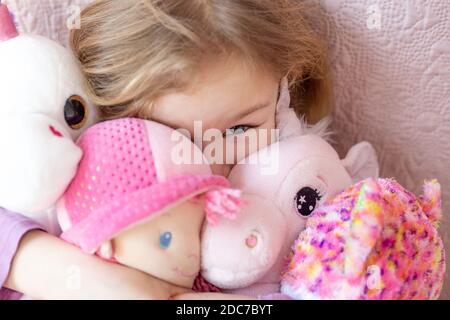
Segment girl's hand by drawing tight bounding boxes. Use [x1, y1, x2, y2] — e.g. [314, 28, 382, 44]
[5, 230, 189, 300]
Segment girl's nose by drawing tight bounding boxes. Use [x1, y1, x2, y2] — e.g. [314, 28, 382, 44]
[210, 163, 232, 178]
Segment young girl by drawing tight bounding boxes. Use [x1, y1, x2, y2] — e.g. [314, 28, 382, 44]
[1, 0, 331, 299]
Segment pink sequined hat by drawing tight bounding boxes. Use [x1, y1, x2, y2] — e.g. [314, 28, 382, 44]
[58, 118, 241, 254]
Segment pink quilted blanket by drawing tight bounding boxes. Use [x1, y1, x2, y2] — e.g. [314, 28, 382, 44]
[322, 0, 450, 299]
[3, 0, 450, 299]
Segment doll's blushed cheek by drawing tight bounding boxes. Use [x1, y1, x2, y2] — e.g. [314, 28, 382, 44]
[188, 253, 199, 261]
[173, 267, 199, 278]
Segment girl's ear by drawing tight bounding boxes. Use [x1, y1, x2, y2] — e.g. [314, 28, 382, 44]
[99, 241, 114, 260]
[342, 142, 379, 183]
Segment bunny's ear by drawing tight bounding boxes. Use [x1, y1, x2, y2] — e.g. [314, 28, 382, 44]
[0, 4, 18, 42]
[342, 142, 379, 183]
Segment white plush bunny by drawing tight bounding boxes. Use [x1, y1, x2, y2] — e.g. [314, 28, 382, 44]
[0, 3, 98, 233]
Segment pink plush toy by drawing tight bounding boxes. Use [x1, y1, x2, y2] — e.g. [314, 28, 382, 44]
[0, 3, 97, 231]
[281, 178, 446, 300]
[201, 79, 379, 297]
[57, 118, 241, 293]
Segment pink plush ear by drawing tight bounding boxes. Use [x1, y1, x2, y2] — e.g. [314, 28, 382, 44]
[275, 77, 304, 140]
[276, 77, 291, 113]
[342, 142, 379, 182]
[0, 4, 18, 41]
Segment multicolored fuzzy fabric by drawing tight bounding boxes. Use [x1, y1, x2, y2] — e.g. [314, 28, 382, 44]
[281, 178, 445, 300]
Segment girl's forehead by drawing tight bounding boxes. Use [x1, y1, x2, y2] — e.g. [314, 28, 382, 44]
[152, 58, 280, 130]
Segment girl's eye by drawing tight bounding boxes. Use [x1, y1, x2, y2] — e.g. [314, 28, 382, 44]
[159, 231, 172, 250]
[64, 95, 88, 130]
[224, 125, 252, 137]
[295, 187, 323, 218]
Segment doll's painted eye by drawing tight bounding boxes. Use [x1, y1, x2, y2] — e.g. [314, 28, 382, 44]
[64, 95, 88, 130]
[295, 187, 322, 217]
[159, 232, 172, 250]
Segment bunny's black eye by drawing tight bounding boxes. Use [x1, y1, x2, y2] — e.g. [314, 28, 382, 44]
[64, 95, 88, 130]
[295, 187, 322, 217]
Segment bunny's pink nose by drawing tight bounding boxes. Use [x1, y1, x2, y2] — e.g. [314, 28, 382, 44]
[49, 125, 63, 138]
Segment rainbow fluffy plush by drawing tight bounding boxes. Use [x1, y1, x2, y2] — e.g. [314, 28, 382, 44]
[281, 178, 445, 300]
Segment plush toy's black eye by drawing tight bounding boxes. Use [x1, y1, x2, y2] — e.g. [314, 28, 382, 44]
[295, 187, 322, 217]
[64, 95, 88, 130]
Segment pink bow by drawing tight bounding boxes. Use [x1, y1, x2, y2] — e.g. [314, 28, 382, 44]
[204, 188, 242, 226]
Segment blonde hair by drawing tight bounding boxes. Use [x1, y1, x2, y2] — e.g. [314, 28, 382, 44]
[71, 0, 332, 123]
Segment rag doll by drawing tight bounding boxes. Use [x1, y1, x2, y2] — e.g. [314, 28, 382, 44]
[281, 178, 446, 300]
[57, 118, 241, 295]
[0, 3, 97, 232]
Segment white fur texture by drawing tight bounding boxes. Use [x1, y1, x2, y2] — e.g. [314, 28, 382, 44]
[0, 33, 97, 224]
